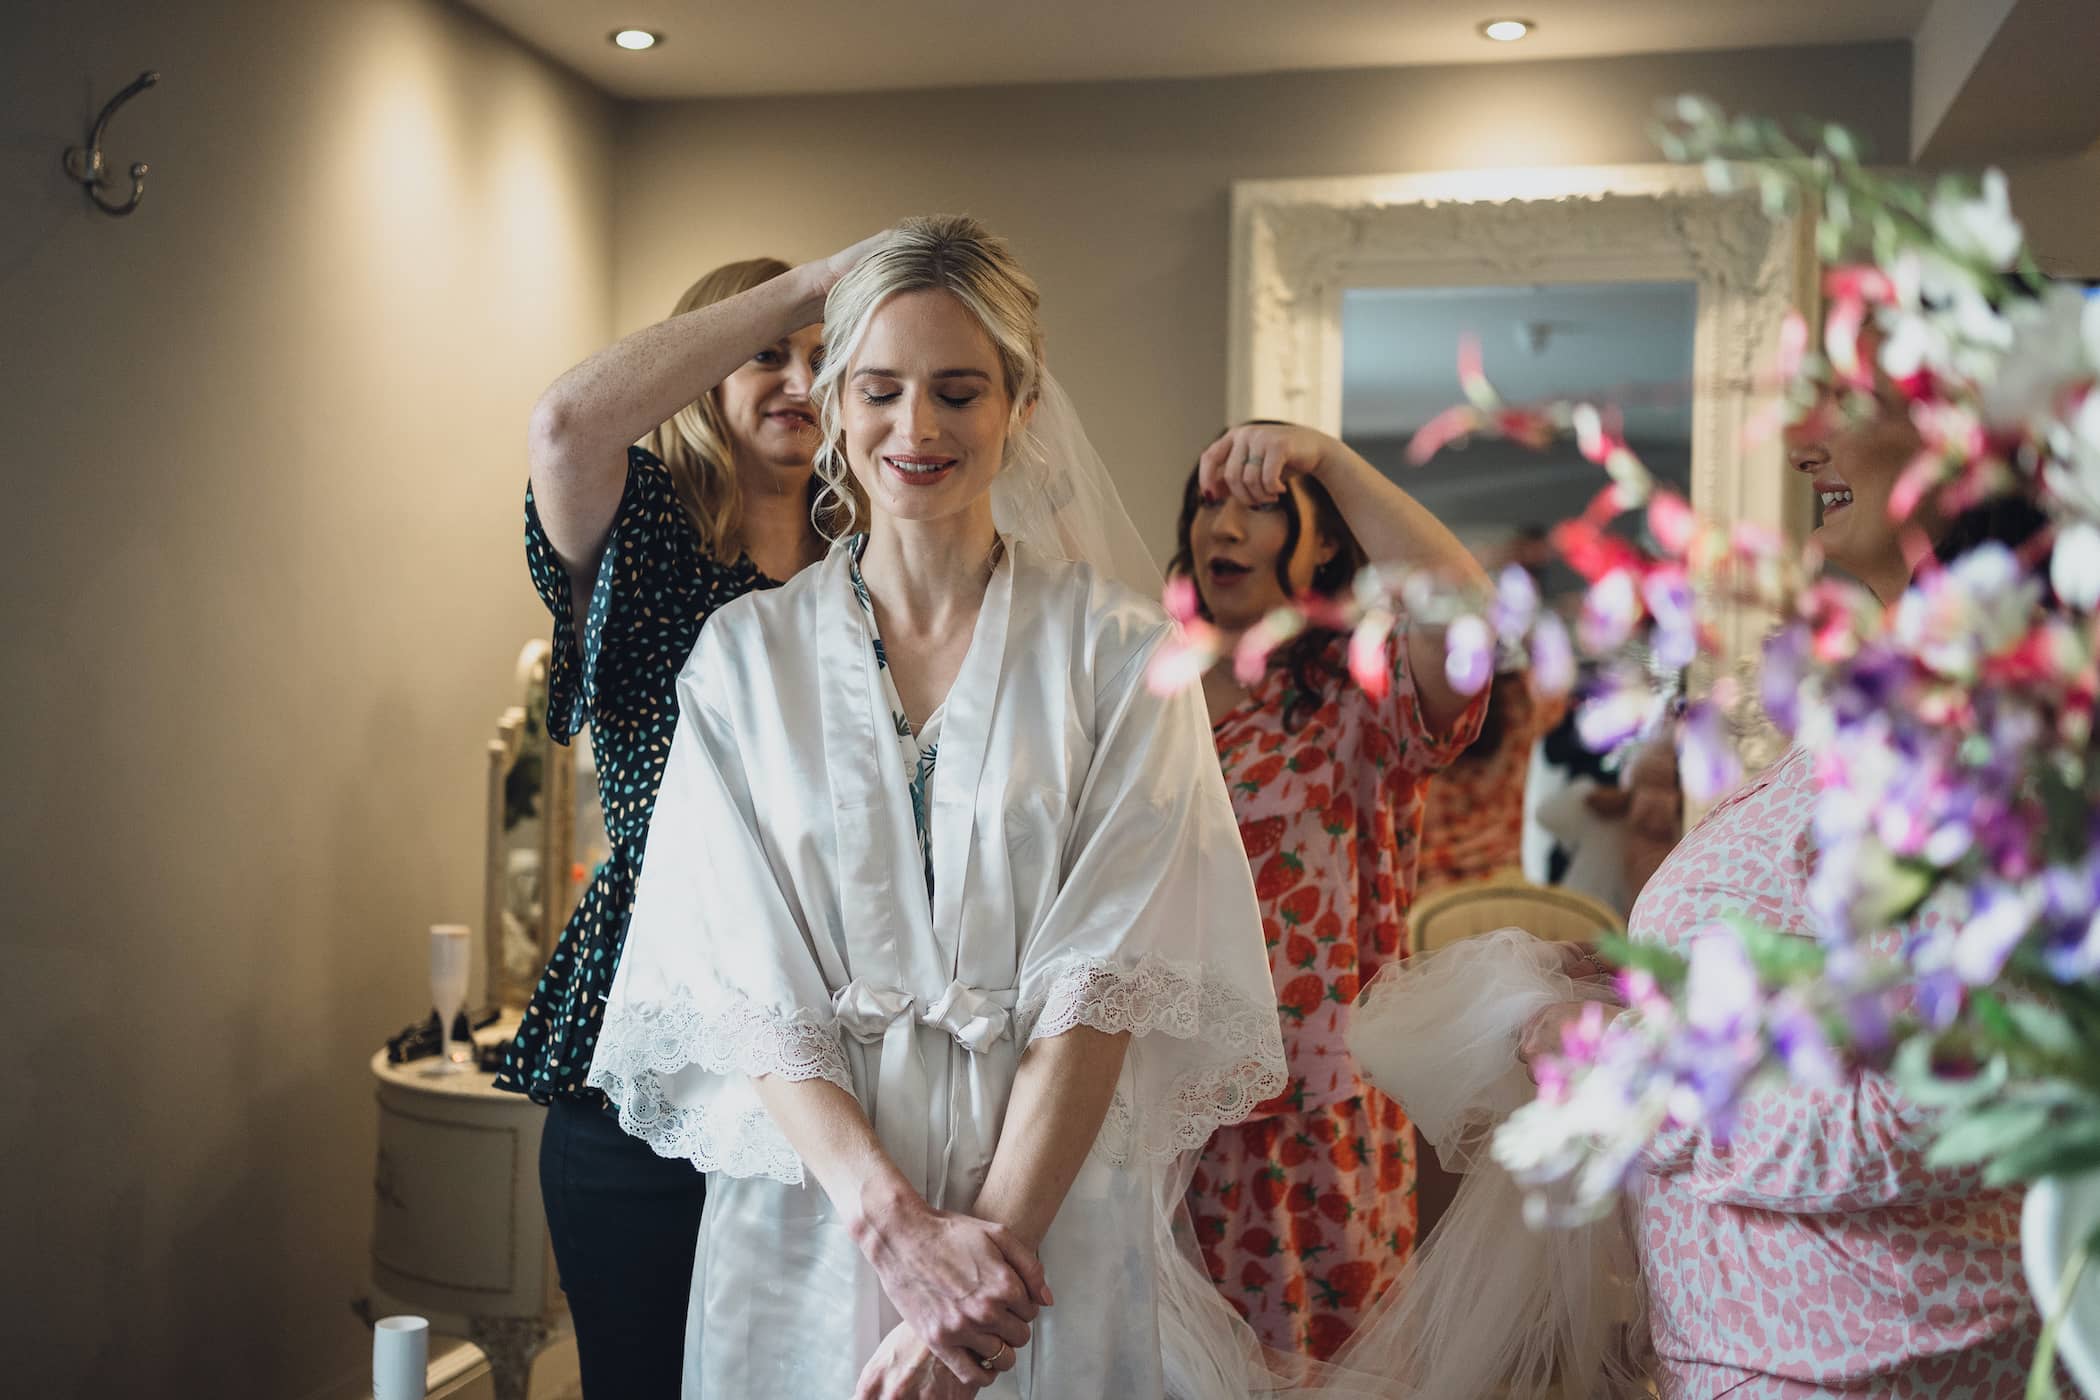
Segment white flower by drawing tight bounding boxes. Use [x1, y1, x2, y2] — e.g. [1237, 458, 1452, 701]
[2047, 392, 2100, 521]
[2052, 521, 2100, 611]
[1890, 543, 2037, 680]
[1931, 168, 2024, 272]
[1982, 284, 2092, 430]
[1683, 928, 1759, 1035]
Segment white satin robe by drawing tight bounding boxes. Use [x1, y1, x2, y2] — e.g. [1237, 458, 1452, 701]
[588, 540, 1286, 1398]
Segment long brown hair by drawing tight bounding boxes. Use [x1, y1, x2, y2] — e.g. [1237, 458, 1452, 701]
[638, 257, 794, 560]
[1168, 435, 1369, 732]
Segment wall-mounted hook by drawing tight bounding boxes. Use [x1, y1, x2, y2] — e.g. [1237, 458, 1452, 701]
[63, 71, 159, 218]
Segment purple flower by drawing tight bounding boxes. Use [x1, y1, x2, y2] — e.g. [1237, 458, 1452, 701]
[1954, 881, 2037, 984]
[1580, 570, 1641, 653]
[1531, 613, 1576, 696]
[1760, 624, 1812, 735]
[1770, 993, 1842, 1086]
[1444, 614, 1495, 696]
[1491, 565, 1540, 637]
[1684, 927, 1760, 1036]
[1577, 670, 1664, 753]
[1643, 570, 1698, 671]
[1677, 700, 1743, 802]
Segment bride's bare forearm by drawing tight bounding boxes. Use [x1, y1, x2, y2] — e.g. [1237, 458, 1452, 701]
[969, 1027, 1131, 1248]
[750, 1072, 921, 1240]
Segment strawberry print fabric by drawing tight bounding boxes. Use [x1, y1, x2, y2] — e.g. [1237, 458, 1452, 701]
[1418, 680, 1565, 894]
[1187, 633, 1483, 1358]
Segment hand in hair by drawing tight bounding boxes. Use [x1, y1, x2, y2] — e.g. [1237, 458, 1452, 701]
[807, 231, 895, 307]
[1197, 422, 1338, 505]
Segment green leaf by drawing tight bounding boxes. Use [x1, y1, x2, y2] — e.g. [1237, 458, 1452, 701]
[2006, 1001, 2086, 1060]
[1891, 1037, 2008, 1110]
[1720, 917, 1825, 984]
[1861, 857, 1937, 927]
[1926, 1101, 2054, 1170]
[1598, 934, 1686, 986]
[1984, 1116, 2100, 1187]
[1824, 124, 1859, 164]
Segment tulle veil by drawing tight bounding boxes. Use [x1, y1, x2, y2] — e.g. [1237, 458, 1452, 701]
[989, 373, 1644, 1399]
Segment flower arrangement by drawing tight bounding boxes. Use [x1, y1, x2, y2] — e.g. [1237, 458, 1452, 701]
[1148, 97, 2100, 1392]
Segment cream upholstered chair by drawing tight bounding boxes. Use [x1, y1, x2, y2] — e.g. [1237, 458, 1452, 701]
[1408, 878, 1622, 955]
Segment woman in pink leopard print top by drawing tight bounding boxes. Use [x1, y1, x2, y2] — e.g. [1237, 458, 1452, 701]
[1522, 374, 2042, 1398]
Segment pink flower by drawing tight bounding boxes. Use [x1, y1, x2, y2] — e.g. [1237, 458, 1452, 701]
[1775, 308, 1810, 380]
[1647, 491, 1697, 559]
[1347, 611, 1395, 700]
[1458, 333, 1494, 408]
[1234, 608, 1305, 685]
[1825, 293, 1871, 387]
[1407, 405, 1482, 465]
[1162, 574, 1202, 625]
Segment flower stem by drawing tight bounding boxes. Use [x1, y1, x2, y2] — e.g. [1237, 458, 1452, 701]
[2027, 1219, 2100, 1400]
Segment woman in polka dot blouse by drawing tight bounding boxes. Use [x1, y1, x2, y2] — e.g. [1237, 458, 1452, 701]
[495, 238, 877, 1397]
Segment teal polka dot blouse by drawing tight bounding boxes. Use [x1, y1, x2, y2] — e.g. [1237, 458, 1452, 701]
[494, 446, 781, 1106]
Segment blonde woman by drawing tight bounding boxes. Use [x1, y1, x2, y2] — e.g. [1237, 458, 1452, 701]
[495, 251, 864, 1396]
[590, 217, 1286, 1399]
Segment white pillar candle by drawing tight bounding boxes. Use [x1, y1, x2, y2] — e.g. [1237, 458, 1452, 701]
[372, 1315, 429, 1399]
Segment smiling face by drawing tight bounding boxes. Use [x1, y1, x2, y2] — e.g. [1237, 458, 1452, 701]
[1184, 475, 1335, 632]
[715, 323, 823, 478]
[1787, 377, 1928, 595]
[839, 288, 1015, 528]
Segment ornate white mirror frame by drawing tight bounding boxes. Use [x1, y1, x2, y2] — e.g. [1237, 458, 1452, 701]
[1227, 165, 1818, 673]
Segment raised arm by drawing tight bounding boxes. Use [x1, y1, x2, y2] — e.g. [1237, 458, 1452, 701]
[1200, 423, 1490, 735]
[527, 235, 883, 583]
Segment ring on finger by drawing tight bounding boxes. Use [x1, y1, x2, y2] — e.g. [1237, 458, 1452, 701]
[982, 1340, 1012, 1370]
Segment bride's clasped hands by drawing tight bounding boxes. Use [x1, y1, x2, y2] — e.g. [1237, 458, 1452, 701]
[849, 1182, 1053, 1399]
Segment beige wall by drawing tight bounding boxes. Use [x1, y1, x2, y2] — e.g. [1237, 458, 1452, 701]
[0, 2, 612, 1396]
[2005, 141, 2100, 278]
[613, 44, 1911, 545]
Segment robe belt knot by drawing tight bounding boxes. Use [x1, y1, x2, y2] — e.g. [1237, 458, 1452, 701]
[832, 978, 1016, 1054]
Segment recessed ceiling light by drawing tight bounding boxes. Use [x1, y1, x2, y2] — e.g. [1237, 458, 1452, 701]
[1479, 18, 1534, 42]
[609, 29, 661, 51]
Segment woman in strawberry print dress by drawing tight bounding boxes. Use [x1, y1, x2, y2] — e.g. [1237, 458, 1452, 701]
[1172, 422, 1488, 1359]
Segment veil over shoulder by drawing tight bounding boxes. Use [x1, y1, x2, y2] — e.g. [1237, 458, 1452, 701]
[991, 372, 1162, 598]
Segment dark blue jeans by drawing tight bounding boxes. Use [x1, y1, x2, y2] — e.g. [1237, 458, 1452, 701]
[540, 1096, 707, 1398]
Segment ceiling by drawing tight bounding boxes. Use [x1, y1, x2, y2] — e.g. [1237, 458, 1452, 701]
[455, 0, 1936, 100]
[1340, 281, 1699, 442]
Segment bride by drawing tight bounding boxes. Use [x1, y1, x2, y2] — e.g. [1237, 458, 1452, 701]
[587, 215, 1289, 1399]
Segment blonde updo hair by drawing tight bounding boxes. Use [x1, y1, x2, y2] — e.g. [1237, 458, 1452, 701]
[810, 215, 1045, 538]
[641, 256, 795, 559]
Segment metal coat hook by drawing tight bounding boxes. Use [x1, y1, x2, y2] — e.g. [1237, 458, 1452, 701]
[63, 70, 159, 217]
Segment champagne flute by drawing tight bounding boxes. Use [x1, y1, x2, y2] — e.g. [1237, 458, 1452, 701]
[425, 924, 472, 1076]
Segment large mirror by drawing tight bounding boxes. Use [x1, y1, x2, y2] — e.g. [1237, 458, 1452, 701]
[1228, 163, 1817, 623]
[1231, 165, 1816, 911]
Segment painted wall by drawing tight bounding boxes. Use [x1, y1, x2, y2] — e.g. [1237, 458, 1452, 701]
[0, 2, 613, 1395]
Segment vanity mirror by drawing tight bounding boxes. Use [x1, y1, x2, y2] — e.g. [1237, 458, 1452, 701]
[482, 641, 577, 1011]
